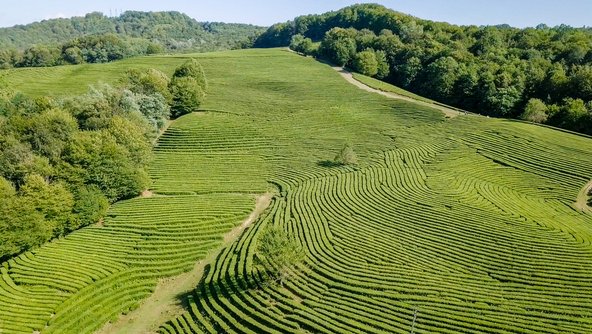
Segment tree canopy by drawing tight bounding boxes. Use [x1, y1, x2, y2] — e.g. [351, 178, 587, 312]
[258, 3, 592, 135]
[169, 59, 208, 118]
[0, 63, 205, 261]
[256, 225, 305, 286]
[0, 11, 265, 69]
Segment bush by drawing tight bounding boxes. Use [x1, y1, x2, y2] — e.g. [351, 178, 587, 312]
[172, 58, 208, 91]
[521, 98, 548, 123]
[169, 77, 205, 118]
[168, 59, 208, 119]
[256, 224, 305, 286]
[334, 144, 358, 166]
[290, 34, 316, 56]
[353, 50, 379, 77]
[70, 185, 109, 231]
[124, 68, 171, 102]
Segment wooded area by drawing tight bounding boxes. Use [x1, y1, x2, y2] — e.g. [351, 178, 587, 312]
[0, 59, 207, 261]
[0, 11, 264, 68]
[257, 4, 592, 134]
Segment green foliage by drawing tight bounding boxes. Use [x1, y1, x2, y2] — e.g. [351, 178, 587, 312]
[20, 45, 60, 67]
[334, 143, 358, 166]
[256, 225, 305, 286]
[19, 174, 75, 237]
[547, 98, 591, 133]
[253, 23, 294, 48]
[521, 98, 548, 123]
[172, 59, 208, 91]
[374, 50, 390, 79]
[25, 108, 78, 161]
[62, 130, 149, 202]
[353, 49, 379, 77]
[0, 73, 165, 260]
[0, 177, 47, 260]
[169, 59, 208, 118]
[134, 93, 170, 133]
[289, 34, 317, 55]
[169, 77, 205, 118]
[0, 11, 265, 68]
[255, 3, 592, 134]
[70, 185, 109, 231]
[320, 28, 357, 66]
[124, 68, 171, 101]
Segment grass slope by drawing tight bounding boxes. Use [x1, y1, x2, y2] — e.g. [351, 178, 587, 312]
[1, 49, 592, 334]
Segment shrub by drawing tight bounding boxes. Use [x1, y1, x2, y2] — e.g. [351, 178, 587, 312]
[334, 143, 358, 166]
[353, 50, 379, 77]
[256, 225, 305, 286]
[521, 98, 548, 123]
[172, 58, 208, 91]
[124, 68, 171, 102]
[169, 77, 205, 118]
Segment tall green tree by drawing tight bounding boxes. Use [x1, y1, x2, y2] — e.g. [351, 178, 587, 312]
[353, 50, 379, 77]
[256, 224, 305, 287]
[169, 77, 205, 118]
[169, 59, 208, 118]
[172, 58, 208, 91]
[320, 28, 357, 66]
[521, 98, 548, 123]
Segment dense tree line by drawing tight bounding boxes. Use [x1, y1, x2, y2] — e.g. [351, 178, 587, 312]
[0, 11, 265, 68]
[0, 59, 206, 261]
[257, 4, 592, 135]
[1, 34, 159, 68]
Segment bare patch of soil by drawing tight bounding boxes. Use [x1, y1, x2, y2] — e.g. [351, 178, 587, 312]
[574, 180, 592, 212]
[141, 190, 154, 198]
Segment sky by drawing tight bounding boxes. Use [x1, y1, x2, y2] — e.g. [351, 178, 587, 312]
[0, 0, 590, 29]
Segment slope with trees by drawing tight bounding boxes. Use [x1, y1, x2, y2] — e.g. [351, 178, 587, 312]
[0, 11, 265, 68]
[258, 3, 592, 135]
[0, 59, 206, 262]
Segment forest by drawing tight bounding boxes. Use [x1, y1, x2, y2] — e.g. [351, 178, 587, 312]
[0, 11, 264, 68]
[0, 59, 207, 261]
[256, 4, 592, 134]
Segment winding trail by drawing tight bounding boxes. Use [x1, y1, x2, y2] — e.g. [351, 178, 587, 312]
[574, 180, 592, 212]
[95, 193, 273, 334]
[332, 66, 462, 118]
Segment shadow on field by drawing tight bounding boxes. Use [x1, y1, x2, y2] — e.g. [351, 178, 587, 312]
[317, 160, 344, 168]
[169, 256, 268, 331]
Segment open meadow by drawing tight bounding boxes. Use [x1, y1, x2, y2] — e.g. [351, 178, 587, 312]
[2, 49, 592, 333]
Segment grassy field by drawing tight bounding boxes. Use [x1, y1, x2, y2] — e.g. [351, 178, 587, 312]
[352, 72, 468, 113]
[2, 49, 592, 333]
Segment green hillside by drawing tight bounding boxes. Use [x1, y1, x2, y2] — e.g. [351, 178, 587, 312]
[0, 11, 263, 51]
[1, 49, 592, 333]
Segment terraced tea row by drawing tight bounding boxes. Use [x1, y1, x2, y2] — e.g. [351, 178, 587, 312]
[2, 48, 592, 333]
[150, 113, 273, 195]
[162, 134, 592, 333]
[0, 193, 254, 333]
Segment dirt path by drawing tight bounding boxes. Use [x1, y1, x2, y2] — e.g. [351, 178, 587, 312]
[574, 180, 592, 212]
[95, 193, 273, 334]
[332, 67, 462, 118]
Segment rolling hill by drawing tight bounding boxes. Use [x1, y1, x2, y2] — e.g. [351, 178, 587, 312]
[0, 11, 264, 52]
[1, 49, 592, 333]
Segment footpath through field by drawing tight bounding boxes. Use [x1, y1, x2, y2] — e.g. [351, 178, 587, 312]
[575, 179, 592, 212]
[332, 66, 462, 118]
[96, 193, 272, 334]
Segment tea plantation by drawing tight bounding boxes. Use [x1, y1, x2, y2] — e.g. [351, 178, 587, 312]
[1, 49, 592, 333]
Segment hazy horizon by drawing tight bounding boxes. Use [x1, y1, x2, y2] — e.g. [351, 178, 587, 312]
[0, 0, 590, 29]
